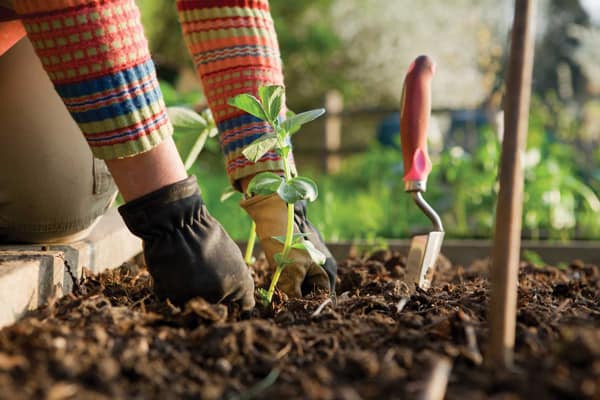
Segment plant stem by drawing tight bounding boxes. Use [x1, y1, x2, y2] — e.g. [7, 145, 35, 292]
[279, 146, 295, 260]
[265, 140, 295, 303]
[244, 221, 257, 265]
[266, 265, 284, 302]
[266, 203, 295, 302]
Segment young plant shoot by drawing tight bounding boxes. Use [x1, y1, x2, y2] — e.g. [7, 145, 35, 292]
[221, 186, 258, 265]
[166, 106, 218, 170]
[228, 85, 326, 304]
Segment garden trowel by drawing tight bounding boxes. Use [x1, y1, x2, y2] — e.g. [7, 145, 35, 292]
[400, 55, 444, 292]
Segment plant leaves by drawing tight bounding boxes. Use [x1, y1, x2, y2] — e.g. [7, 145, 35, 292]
[277, 176, 319, 203]
[257, 288, 270, 304]
[183, 129, 210, 170]
[259, 85, 284, 122]
[228, 93, 268, 121]
[273, 252, 293, 267]
[200, 109, 220, 138]
[242, 134, 279, 162]
[272, 233, 312, 244]
[278, 145, 291, 160]
[247, 172, 283, 196]
[281, 108, 325, 135]
[167, 106, 208, 130]
[220, 186, 239, 203]
[284, 110, 301, 135]
[292, 240, 326, 265]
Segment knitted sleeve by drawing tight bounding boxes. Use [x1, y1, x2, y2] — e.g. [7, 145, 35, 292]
[176, 0, 295, 185]
[14, 0, 173, 160]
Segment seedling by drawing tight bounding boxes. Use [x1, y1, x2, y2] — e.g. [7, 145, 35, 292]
[167, 106, 218, 170]
[221, 187, 257, 265]
[228, 85, 326, 304]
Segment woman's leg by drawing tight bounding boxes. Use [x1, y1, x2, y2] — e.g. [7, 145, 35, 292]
[0, 37, 117, 243]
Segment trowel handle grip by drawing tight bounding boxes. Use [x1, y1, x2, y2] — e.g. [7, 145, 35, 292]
[400, 55, 435, 192]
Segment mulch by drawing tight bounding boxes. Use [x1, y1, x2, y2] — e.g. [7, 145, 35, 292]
[0, 250, 598, 399]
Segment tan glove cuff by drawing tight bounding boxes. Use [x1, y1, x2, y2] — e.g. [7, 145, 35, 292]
[240, 193, 289, 241]
[240, 193, 311, 266]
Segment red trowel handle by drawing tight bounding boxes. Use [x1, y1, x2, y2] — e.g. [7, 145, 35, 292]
[400, 55, 435, 192]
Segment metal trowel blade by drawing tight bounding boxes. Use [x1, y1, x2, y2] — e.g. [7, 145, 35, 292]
[405, 231, 444, 292]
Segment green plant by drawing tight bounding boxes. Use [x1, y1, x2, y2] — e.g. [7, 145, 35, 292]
[167, 106, 218, 170]
[228, 85, 326, 304]
[220, 187, 257, 265]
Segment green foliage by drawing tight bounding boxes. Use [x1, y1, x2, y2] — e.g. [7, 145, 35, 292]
[269, 1, 345, 108]
[167, 106, 218, 170]
[277, 177, 319, 204]
[259, 85, 285, 122]
[305, 96, 600, 241]
[163, 76, 599, 245]
[523, 250, 546, 267]
[160, 81, 204, 108]
[161, 80, 218, 171]
[138, 1, 189, 69]
[247, 172, 283, 196]
[228, 94, 269, 122]
[282, 109, 326, 134]
[229, 85, 326, 304]
[242, 135, 279, 163]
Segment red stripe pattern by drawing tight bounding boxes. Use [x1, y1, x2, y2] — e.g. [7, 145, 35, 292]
[177, 0, 295, 184]
[15, 0, 172, 159]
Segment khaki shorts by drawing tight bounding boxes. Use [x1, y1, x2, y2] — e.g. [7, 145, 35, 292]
[0, 38, 117, 243]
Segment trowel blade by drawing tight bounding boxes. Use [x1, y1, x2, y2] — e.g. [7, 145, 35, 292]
[405, 231, 444, 292]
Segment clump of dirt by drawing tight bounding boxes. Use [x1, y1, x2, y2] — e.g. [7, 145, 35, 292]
[0, 252, 598, 400]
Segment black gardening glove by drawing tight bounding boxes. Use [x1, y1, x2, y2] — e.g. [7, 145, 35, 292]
[118, 176, 255, 309]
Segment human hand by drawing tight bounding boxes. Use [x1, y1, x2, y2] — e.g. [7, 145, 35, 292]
[119, 176, 255, 309]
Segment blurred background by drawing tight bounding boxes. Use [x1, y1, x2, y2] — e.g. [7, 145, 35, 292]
[138, 0, 600, 242]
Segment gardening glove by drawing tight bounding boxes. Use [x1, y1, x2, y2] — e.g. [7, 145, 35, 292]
[119, 176, 255, 309]
[241, 193, 337, 298]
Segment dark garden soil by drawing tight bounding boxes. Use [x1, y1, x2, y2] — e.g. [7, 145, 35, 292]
[0, 250, 598, 400]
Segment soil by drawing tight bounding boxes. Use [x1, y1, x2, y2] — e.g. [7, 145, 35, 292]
[0, 251, 598, 400]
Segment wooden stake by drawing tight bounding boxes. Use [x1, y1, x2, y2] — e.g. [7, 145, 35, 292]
[324, 90, 343, 174]
[488, 0, 537, 368]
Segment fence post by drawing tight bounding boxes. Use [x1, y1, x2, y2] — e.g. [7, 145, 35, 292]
[324, 90, 343, 174]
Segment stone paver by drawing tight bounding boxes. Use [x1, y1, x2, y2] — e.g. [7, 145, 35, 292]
[0, 208, 141, 329]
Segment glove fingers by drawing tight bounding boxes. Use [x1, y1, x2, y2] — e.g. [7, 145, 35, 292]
[236, 270, 257, 310]
[239, 285, 256, 311]
[277, 263, 305, 298]
[301, 263, 330, 296]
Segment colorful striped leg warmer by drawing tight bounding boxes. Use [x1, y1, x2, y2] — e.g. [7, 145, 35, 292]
[176, 0, 296, 187]
[14, 0, 172, 160]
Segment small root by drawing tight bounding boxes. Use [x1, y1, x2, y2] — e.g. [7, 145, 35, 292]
[311, 298, 333, 318]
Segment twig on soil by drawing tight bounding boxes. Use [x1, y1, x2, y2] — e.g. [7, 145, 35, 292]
[396, 297, 409, 314]
[228, 368, 280, 400]
[311, 298, 333, 318]
[336, 291, 352, 304]
[421, 316, 451, 331]
[275, 343, 292, 360]
[420, 356, 452, 400]
[131, 294, 152, 312]
[464, 325, 483, 366]
[550, 299, 571, 324]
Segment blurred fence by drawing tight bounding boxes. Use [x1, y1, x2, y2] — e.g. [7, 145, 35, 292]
[320, 90, 457, 173]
